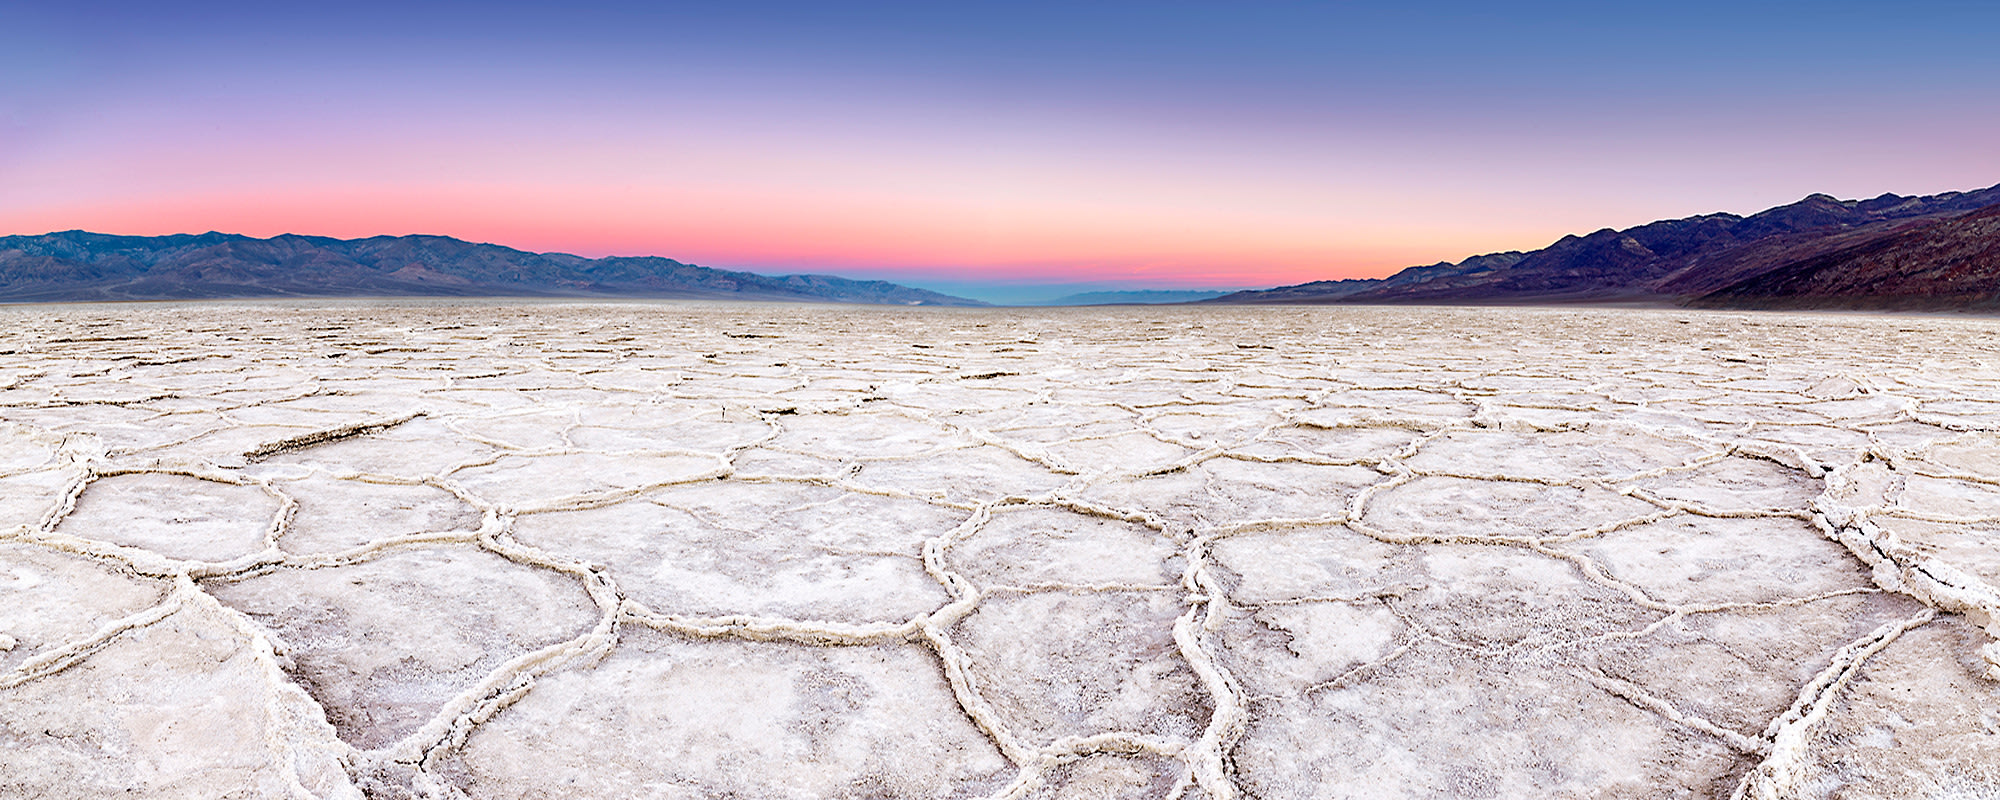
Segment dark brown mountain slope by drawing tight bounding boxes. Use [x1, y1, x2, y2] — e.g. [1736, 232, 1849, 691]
[1694, 202, 2000, 310]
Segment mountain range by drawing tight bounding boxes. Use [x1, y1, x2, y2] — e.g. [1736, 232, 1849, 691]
[1208, 182, 2000, 310]
[0, 231, 984, 306]
[9, 183, 1999, 310]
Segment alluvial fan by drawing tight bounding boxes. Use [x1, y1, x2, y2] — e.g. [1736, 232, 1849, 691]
[2, 300, 1998, 799]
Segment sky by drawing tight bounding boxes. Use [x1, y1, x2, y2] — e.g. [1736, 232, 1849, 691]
[4, 1, 1999, 300]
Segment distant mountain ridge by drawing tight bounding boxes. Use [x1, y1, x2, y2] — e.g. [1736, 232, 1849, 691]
[0, 231, 985, 306]
[1208, 182, 2000, 310]
[1032, 289, 1235, 306]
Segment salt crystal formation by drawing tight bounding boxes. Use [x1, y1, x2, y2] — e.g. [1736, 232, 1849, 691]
[2, 301, 1998, 799]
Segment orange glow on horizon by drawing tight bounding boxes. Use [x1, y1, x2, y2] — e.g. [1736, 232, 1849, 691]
[2, 182, 1525, 288]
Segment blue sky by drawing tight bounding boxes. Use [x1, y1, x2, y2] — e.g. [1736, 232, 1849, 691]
[5, 1, 1998, 299]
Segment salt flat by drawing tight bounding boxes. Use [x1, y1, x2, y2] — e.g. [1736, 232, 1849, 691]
[2, 301, 1998, 799]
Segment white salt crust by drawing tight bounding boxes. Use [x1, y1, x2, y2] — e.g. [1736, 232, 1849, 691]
[0, 301, 1997, 798]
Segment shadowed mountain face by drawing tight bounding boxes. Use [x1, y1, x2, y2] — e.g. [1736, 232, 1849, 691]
[0, 232, 985, 306]
[1694, 203, 2000, 310]
[1208, 183, 2000, 310]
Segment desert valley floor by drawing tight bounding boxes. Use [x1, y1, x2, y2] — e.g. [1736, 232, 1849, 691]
[1, 301, 1998, 799]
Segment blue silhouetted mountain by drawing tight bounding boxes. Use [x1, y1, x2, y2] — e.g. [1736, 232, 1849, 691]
[0, 232, 986, 306]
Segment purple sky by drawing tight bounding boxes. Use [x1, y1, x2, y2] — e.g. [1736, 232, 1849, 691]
[5, 1, 1998, 297]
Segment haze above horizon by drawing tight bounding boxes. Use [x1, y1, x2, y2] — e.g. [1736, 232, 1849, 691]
[5, 1, 1998, 295]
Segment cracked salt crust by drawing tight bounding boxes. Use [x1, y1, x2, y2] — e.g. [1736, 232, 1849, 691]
[2, 301, 1999, 799]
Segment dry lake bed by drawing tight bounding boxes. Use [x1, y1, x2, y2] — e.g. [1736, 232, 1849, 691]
[2, 300, 1998, 799]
